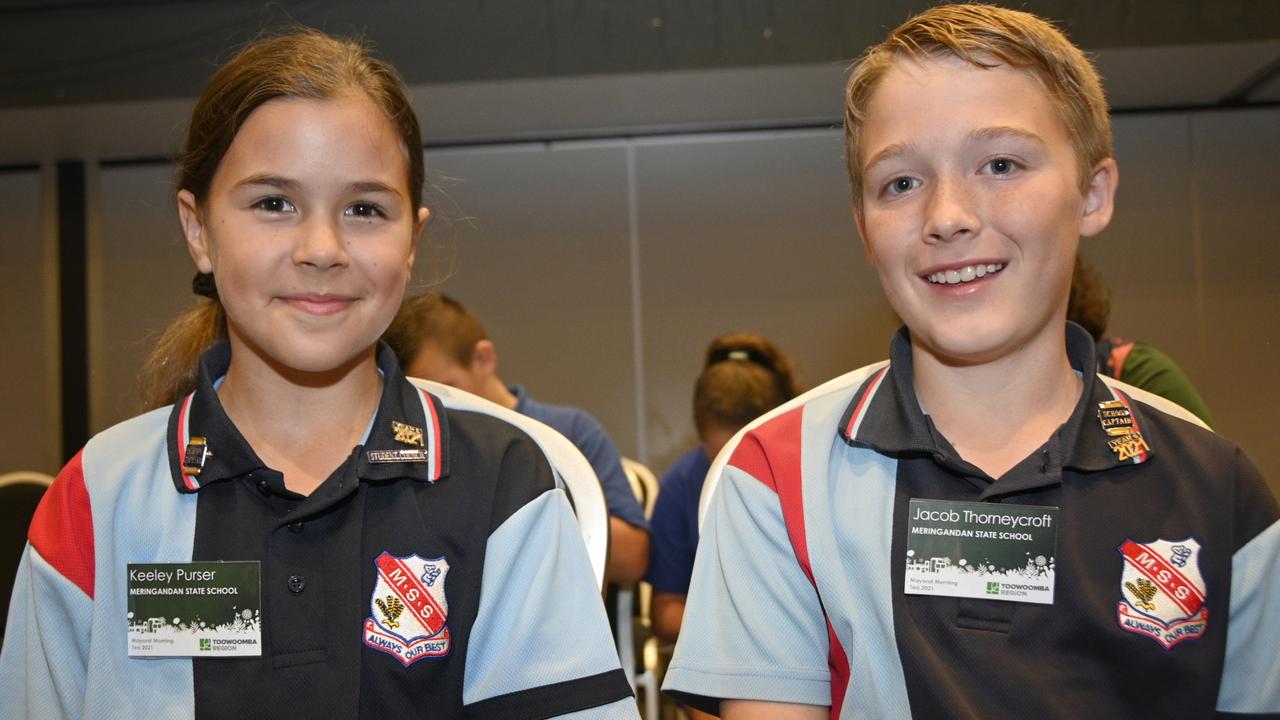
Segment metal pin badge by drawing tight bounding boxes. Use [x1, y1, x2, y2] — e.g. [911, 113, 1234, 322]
[1098, 399, 1150, 461]
[182, 436, 213, 476]
[367, 449, 429, 464]
[392, 421, 425, 447]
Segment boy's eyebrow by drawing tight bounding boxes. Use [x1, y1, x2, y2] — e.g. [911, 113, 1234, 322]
[968, 126, 1047, 147]
[862, 142, 917, 175]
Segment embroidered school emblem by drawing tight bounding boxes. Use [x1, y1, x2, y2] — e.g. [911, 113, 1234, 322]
[363, 552, 451, 666]
[1115, 538, 1208, 650]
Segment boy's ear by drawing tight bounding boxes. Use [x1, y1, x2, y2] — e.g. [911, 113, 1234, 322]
[470, 339, 498, 377]
[1079, 158, 1119, 238]
[177, 189, 214, 273]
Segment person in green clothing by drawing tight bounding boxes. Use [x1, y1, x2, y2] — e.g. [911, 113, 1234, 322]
[1068, 254, 1215, 426]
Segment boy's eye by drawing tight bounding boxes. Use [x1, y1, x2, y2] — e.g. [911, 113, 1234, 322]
[888, 177, 920, 195]
[987, 158, 1016, 175]
[254, 196, 295, 213]
[345, 202, 386, 219]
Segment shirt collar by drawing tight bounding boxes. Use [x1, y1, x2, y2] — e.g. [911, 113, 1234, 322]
[166, 342, 452, 494]
[837, 322, 1154, 475]
[509, 384, 530, 414]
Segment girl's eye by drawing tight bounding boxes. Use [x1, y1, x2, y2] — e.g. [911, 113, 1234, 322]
[254, 196, 295, 213]
[987, 158, 1017, 175]
[887, 177, 920, 195]
[346, 202, 386, 219]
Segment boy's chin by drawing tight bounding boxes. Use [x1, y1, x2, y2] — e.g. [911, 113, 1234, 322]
[907, 324, 1042, 368]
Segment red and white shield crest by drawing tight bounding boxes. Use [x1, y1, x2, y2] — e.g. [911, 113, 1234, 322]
[362, 551, 451, 666]
[1115, 537, 1208, 650]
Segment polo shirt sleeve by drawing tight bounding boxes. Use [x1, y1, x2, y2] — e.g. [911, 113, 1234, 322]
[662, 457, 831, 715]
[567, 412, 649, 531]
[645, 451, 702, 595]
[1215, 448, 1280, 714]
[0, 456, 96, 720]
[462, 478, 634, 718]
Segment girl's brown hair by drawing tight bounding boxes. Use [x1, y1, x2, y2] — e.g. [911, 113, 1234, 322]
[139, 29, 425, 411]
[693, 333, 800, 438]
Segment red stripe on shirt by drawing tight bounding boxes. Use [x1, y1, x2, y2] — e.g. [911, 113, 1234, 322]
[728, 407, 850, 717]
[175, 393, 199, 491]
[845, 366, 889, 440]
[28, 451, 95, 599]
[418, 388, 442, 481]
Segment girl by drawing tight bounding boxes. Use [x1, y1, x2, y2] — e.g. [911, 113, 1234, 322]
[0, 30, 634, 719]
[647, 333, 799, 640]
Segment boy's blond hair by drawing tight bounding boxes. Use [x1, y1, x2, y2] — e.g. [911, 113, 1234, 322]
[844, 3, 1111, 210]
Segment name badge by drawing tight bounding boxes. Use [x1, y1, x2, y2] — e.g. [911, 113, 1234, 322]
[905, 499, 1059, 604]
[127, 561, 261, 657]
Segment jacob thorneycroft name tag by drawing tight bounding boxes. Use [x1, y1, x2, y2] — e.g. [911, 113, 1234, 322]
[127, 561, 261, 657]
[905, 499, 1059, 604]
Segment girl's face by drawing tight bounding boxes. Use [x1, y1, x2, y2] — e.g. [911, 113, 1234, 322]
[179, 92, 428, 376]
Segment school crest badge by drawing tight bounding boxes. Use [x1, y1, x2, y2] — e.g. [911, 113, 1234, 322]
[363, 551, 451, 666]
[1115, 538, 1208, 650]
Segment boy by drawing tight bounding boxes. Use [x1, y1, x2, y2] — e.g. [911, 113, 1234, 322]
[662, 4, 1279, 718]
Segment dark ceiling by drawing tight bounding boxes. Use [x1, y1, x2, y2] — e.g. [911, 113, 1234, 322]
[2, 0, 1279, 110]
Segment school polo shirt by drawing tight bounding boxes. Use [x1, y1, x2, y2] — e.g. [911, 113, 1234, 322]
[511, 385, 649, 531]
[665, 325, 1280, 718]
[645, 448, 711, 595]
[0, 343, 635, 720]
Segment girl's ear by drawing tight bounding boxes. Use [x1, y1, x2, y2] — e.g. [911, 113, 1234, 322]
[1080, 158, 1119, 239]
[178, 189, 214, 273]
[406, 206, 430, 272]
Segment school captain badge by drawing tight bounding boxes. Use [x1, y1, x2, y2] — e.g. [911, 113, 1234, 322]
[363, 551, 451, 665]
[1115, 537, 1207, 650]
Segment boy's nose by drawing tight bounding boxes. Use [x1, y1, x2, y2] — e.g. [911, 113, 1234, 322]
[923, 178, 980, 243]
[292, 217, 350, 269]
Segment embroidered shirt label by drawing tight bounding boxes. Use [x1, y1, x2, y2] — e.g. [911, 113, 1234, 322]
[126, 561, 261, 657]
[905, 499, 1059, 604]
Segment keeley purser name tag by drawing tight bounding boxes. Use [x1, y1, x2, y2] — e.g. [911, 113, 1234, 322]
[127, 561, 261, 657]
[905, 499, 1059, 604]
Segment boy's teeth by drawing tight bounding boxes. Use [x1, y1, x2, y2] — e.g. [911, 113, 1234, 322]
[928, 263, 1004, 285]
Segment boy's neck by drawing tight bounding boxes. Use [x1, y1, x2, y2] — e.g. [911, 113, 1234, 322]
[216, 341, 384, 496]
[911, 331, 1082, 480]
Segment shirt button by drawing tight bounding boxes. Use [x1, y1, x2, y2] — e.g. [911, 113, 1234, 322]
[257, 479, 270, 496]
[287, 575, 306, 593]
[287, 521, 304, 534]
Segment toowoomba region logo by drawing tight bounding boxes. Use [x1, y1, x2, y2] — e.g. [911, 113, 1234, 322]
[1115, 537, 1207, 650]
[363, 551, 451, 666]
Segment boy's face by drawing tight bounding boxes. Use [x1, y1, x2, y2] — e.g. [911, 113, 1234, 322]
[855, 55, 1116, 367]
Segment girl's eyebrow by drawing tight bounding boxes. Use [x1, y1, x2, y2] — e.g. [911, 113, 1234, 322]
[234, 174, 300, 191]
[232, 175, 401, 198]
[347, 180, 402, 198]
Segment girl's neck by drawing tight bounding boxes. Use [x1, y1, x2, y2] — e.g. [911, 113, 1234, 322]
[912, 330, 1082, 480]
[217, 339, 383, 496]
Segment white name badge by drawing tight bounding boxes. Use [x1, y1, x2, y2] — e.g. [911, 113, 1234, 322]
[904, 499, 1059, 605]
[126, 561, 261, 657]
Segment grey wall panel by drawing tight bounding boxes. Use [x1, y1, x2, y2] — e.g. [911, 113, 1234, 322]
[635, 130, 893, 471]
[1191, 108, 1280, 494]
[1090, 114, 1208, 386]
[419, 144, 639, 458]
[91, 164, 192, 432]
[0, 169, 60, 474]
